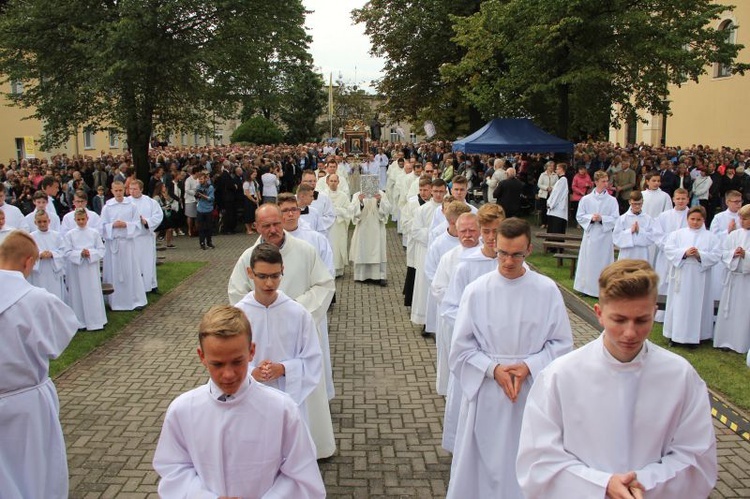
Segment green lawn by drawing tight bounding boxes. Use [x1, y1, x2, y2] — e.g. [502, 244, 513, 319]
[527, 251, 750, 412]
[50, 261, 205, 378]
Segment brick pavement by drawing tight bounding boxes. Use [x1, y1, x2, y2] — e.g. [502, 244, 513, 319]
[56, 227, 750, 497]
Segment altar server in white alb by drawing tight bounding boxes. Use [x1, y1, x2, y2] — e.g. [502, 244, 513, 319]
[446, 218, 573, 499]
[350, 185, 391, 285]
[25, 190, 61, 233]
[234, 244, 335, 459]
[326, 173, 352, 277]
[613, 190, 661, 261]
[63, 209, 107, 331]
[153, 305, 325, 499]
[663, 206, 721, 346]
[518, 259, 717, 499]
[279, 193, 334, 278]
[574, 171, 620, 297]
[100, 181, 147, 311]
[0, 188, 28, 231]
[709, 190, 743, 304]
[300, 170, 336, 237]
[128, 180, 163, 293]
[653, 188, 690, 296]
[29, 209, 66, 302]
[0, 230, 80, 499]
[713, 203, 750, 354]
[0, 211, 12, 245]
[61, 190, 102, 234]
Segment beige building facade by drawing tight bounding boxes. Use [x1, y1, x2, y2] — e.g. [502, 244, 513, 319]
[610, 2, 749, 149]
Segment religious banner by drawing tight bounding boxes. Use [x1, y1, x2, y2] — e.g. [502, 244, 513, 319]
[343, 119, 368, 155]
[360, 174, 379, 198]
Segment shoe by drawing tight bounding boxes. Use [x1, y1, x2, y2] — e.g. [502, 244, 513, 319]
[166, 244, 176, 248]
[207, 242, 215, 249]
[379, 279, 387, 287]
[201, 243, 206, 250]
[157, 236, 165, 242]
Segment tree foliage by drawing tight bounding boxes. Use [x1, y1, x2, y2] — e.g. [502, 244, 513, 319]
[0, 0, 311, 179]
[352, 0, 482, 138]
[443, 0, 749, 140]
[230, 115, 284, 145]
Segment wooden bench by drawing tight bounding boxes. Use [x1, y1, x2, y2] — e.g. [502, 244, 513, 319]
[553, 253, 579, 278]
[657, 294, 720, 316]
[542, 241, 581, 253]
[534, 231, 583, 242]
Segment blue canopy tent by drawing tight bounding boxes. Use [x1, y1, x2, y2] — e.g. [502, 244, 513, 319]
[452, 118, 573, 154]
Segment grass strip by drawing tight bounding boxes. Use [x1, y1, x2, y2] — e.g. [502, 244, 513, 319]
[50, 261, 205, 378]
[527, 251, 750, 412]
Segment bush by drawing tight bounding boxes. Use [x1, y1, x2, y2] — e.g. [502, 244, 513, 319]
[230, 116, 284, 145]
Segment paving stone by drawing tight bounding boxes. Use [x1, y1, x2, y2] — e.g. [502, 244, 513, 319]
[56, 228, 750, 497]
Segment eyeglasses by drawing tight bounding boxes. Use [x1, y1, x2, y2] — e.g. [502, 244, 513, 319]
[254, 272, 283, 280]
[280, 207, 300, 213]
[496, 249, 527, 261]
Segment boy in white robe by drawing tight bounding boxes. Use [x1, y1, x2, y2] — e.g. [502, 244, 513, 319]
[574, 171, 620, 297]
[128, 180, 163, 293]
[708, 190, 743, 303]
[518, 259, 717, 499]
[0, 188, 28, 231]
[441, 203, 507, 452]
[278, 194, 334, 277]
[402, 177, 432, 305]
[613, 191, 661, 262]
[0, 210, 13, 245]
[29, 210, 66, 302]
[100, 181, 148, 311]
[350, 188, 391, 284]
[410, 179, 447, 327]
[300, 170, 335, 237]
[446, 218, 573, 499]
[713, 203, 750, 353]
[25, 190, 61, 233]
[326, 174, 352, 277]
[0, 230, 80, 499]
[63, 209, 107, 331]
[654, 188, 690, 296]
[234, 243, 334, 459]
[663, 206, 722, 346]
[296, 183, 323, 232]
[153, 305, 325, 498]
[641, 171, 673, 219]
[61, 190, 102, 234]
[431, 213, 479, 395]
[423, 201, 470, 334]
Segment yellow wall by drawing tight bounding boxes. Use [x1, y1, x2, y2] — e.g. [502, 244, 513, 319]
[610, 2, 750, 148]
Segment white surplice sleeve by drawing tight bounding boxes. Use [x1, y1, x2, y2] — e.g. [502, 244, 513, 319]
[279, 308, 322, 407]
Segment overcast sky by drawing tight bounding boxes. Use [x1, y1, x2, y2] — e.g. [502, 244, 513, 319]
[302, 0, 385, 93]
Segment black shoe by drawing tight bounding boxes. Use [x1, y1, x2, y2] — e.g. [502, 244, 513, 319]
[379, 279, 387, 287]
[207, 242, 215, 249]
[149, 288, 160, 295]
[201, 243, 206, 250]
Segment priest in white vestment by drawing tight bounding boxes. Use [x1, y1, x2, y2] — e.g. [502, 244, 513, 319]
[613, 191, 661, 261]
[63, 209, 107, 331]
[234, 243, 335, 459]
[402, 178, 432, 305]
[0, 230, 80, 499]
[29, 210, 67, 302]
[446, 218, 573, 498]
[315, 160, 350, 198]
[129, 180, 163, 292]
[410, 179, 446, 327]
[713, 204, 750, 353]
[228, 204, 336, 400]
[349, 189, 390, 284]
[431, 213, 479, 395]
[663, 206, 721, 345]
[301, 170, 335, 237]
[326, 174, 352, 277]
[153, 305, 325, 498]
[574, 171, 620, 297]
[518, 259, 717, 499]
[100, 181, 148, 311]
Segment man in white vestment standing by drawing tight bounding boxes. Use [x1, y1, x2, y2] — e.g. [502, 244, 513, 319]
[153, 305, 325, 498]
[100, 181, 148, 311]
[326, 174, 352, 277]
[278, 193, 334, 277]
[518, 259, 717, 499]
[446, 218, 573, 499]
[128, 180, 163, 293]
[0, 230, 80, 499]
[349, 187, 391, 285]
[402, 176, 432, 306]
[300, 170, 335, 238]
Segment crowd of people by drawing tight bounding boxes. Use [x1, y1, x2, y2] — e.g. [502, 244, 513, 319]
[1, 137, 749, 497]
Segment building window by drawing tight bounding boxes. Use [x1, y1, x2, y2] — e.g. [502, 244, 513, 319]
[10, 80, 23, 95]
[181, 133, 187, 146]
[390, 128, 398, 143]
[15, 138, 24, 160]
[84, 128, 95, 149]
[193, 132, 199, 145]
[716, 20, 736, 78]
[409, 132, 417, 143]
[109, 130, 119, 148]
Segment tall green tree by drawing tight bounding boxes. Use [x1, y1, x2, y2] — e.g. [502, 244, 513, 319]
[0, 0, 311, 180]
[443, 0, 749, 140]
[352, 0, 482, 138]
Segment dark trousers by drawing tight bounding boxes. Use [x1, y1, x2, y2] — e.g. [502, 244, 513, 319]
[197, 211, 213, 245]
[403, 266, 416, 307]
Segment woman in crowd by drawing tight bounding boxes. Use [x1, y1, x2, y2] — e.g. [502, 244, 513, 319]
[536, 161, 558, 228]
[242, 168, 260, 234]
[153, 181, 178, 248]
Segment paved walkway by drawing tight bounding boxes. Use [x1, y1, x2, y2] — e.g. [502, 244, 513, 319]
[57, 228, 750, 498]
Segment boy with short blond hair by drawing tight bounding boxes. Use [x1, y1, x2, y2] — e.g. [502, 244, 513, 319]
[153, 305, 325, 499]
